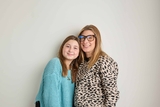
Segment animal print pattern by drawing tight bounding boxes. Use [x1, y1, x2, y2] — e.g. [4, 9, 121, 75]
[74, 55, 119, 107]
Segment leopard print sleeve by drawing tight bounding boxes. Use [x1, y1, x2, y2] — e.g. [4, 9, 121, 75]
[100, 56, 120, 107]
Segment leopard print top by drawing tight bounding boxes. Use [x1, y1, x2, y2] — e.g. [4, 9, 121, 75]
[74, 55, 119, 107]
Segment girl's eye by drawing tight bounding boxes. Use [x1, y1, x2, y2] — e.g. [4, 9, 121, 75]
[74, 46, 79, 50]
[66, 45, 70, 47]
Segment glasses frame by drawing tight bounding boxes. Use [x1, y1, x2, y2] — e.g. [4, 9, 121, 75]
[78, 35, 95, 42]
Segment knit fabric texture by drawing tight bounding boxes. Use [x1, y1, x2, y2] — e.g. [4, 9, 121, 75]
[35, 57, 75, 107]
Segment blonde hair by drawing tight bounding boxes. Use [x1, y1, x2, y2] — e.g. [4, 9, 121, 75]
[58, 35, 83, 82]
[78, 25, 107, 68]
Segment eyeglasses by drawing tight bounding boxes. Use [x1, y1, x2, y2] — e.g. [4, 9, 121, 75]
[78, 35, 95, 42]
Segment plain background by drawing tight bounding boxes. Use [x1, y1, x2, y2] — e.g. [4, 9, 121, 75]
[0, 0, 160, 107]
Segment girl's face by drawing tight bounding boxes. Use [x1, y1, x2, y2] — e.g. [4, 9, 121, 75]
[80, 30, 96, 57]
[62, 40, 79, 62]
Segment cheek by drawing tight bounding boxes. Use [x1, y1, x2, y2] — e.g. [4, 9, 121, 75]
[62, 48, 67, 55]
[92, 41, 96, 48]
[62, 50, 65, 56]
[80, 42, 83, 45]
[75, 50, 80, 56]
[80, 43, 84, 48]
[63, 47, 68, 52]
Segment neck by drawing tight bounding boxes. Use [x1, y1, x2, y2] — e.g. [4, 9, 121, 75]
[86, 52, 91, 58]
[65, 60, 72, 70]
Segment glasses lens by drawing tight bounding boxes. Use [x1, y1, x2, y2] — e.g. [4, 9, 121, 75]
[87, 35, 94, 41]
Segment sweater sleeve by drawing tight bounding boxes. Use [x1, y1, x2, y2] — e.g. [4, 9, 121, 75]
[101, 57, 120, 107]
[43, 74, 61, 107]
[43, 58, 61, 107]
[36, 58, 62, 107]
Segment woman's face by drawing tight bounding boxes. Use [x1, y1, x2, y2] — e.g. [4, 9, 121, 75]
[62, 40, 79, 62]
[80, 30, 96, 57]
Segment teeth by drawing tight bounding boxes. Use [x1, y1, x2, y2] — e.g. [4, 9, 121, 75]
[83, 45, 89, 48]
[68, 53, 74, 55]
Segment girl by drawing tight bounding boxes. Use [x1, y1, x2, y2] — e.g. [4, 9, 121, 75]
[35, 35, 82, 107]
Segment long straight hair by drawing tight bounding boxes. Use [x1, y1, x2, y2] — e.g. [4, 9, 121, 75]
[58, 35, 83, 82]
[78, 25, 107, 68]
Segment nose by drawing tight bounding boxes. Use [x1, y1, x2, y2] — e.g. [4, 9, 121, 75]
[69, 47, 73, 52]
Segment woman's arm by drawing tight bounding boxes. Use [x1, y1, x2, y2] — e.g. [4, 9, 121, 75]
[101, 57, 120, 107]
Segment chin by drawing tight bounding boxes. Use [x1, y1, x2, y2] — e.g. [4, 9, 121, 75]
[83, 50, 91, 53]
[66, 57, 76, 60]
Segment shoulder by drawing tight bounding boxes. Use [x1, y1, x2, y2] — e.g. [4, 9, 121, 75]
[45, 57, 61, 69]
[99, 55, 118, 64]
[49, 57, 60, 64]
[44, 57, 62, 76]
[98, 55, 118, 70]
[97, 55, 119, 77]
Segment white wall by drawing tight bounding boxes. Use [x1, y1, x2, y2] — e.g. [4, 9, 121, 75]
[0, 0, 159, 107]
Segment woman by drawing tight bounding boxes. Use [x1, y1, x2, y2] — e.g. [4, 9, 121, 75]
[74, 25, 120, 107]
[35, 35, 82, 107]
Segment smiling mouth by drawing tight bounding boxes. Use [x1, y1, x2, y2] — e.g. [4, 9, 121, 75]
[67, 53, 74, 55]
[83, 45, 90, 48]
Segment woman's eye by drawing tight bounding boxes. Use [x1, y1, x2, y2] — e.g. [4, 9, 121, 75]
[88, 36, 92, 39]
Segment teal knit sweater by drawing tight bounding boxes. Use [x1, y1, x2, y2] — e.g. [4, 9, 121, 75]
[35, 57, 75, 107]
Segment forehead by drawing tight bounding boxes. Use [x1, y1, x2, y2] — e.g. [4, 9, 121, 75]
[64, 40, 79, 46]
[81, 30, 94, 35]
